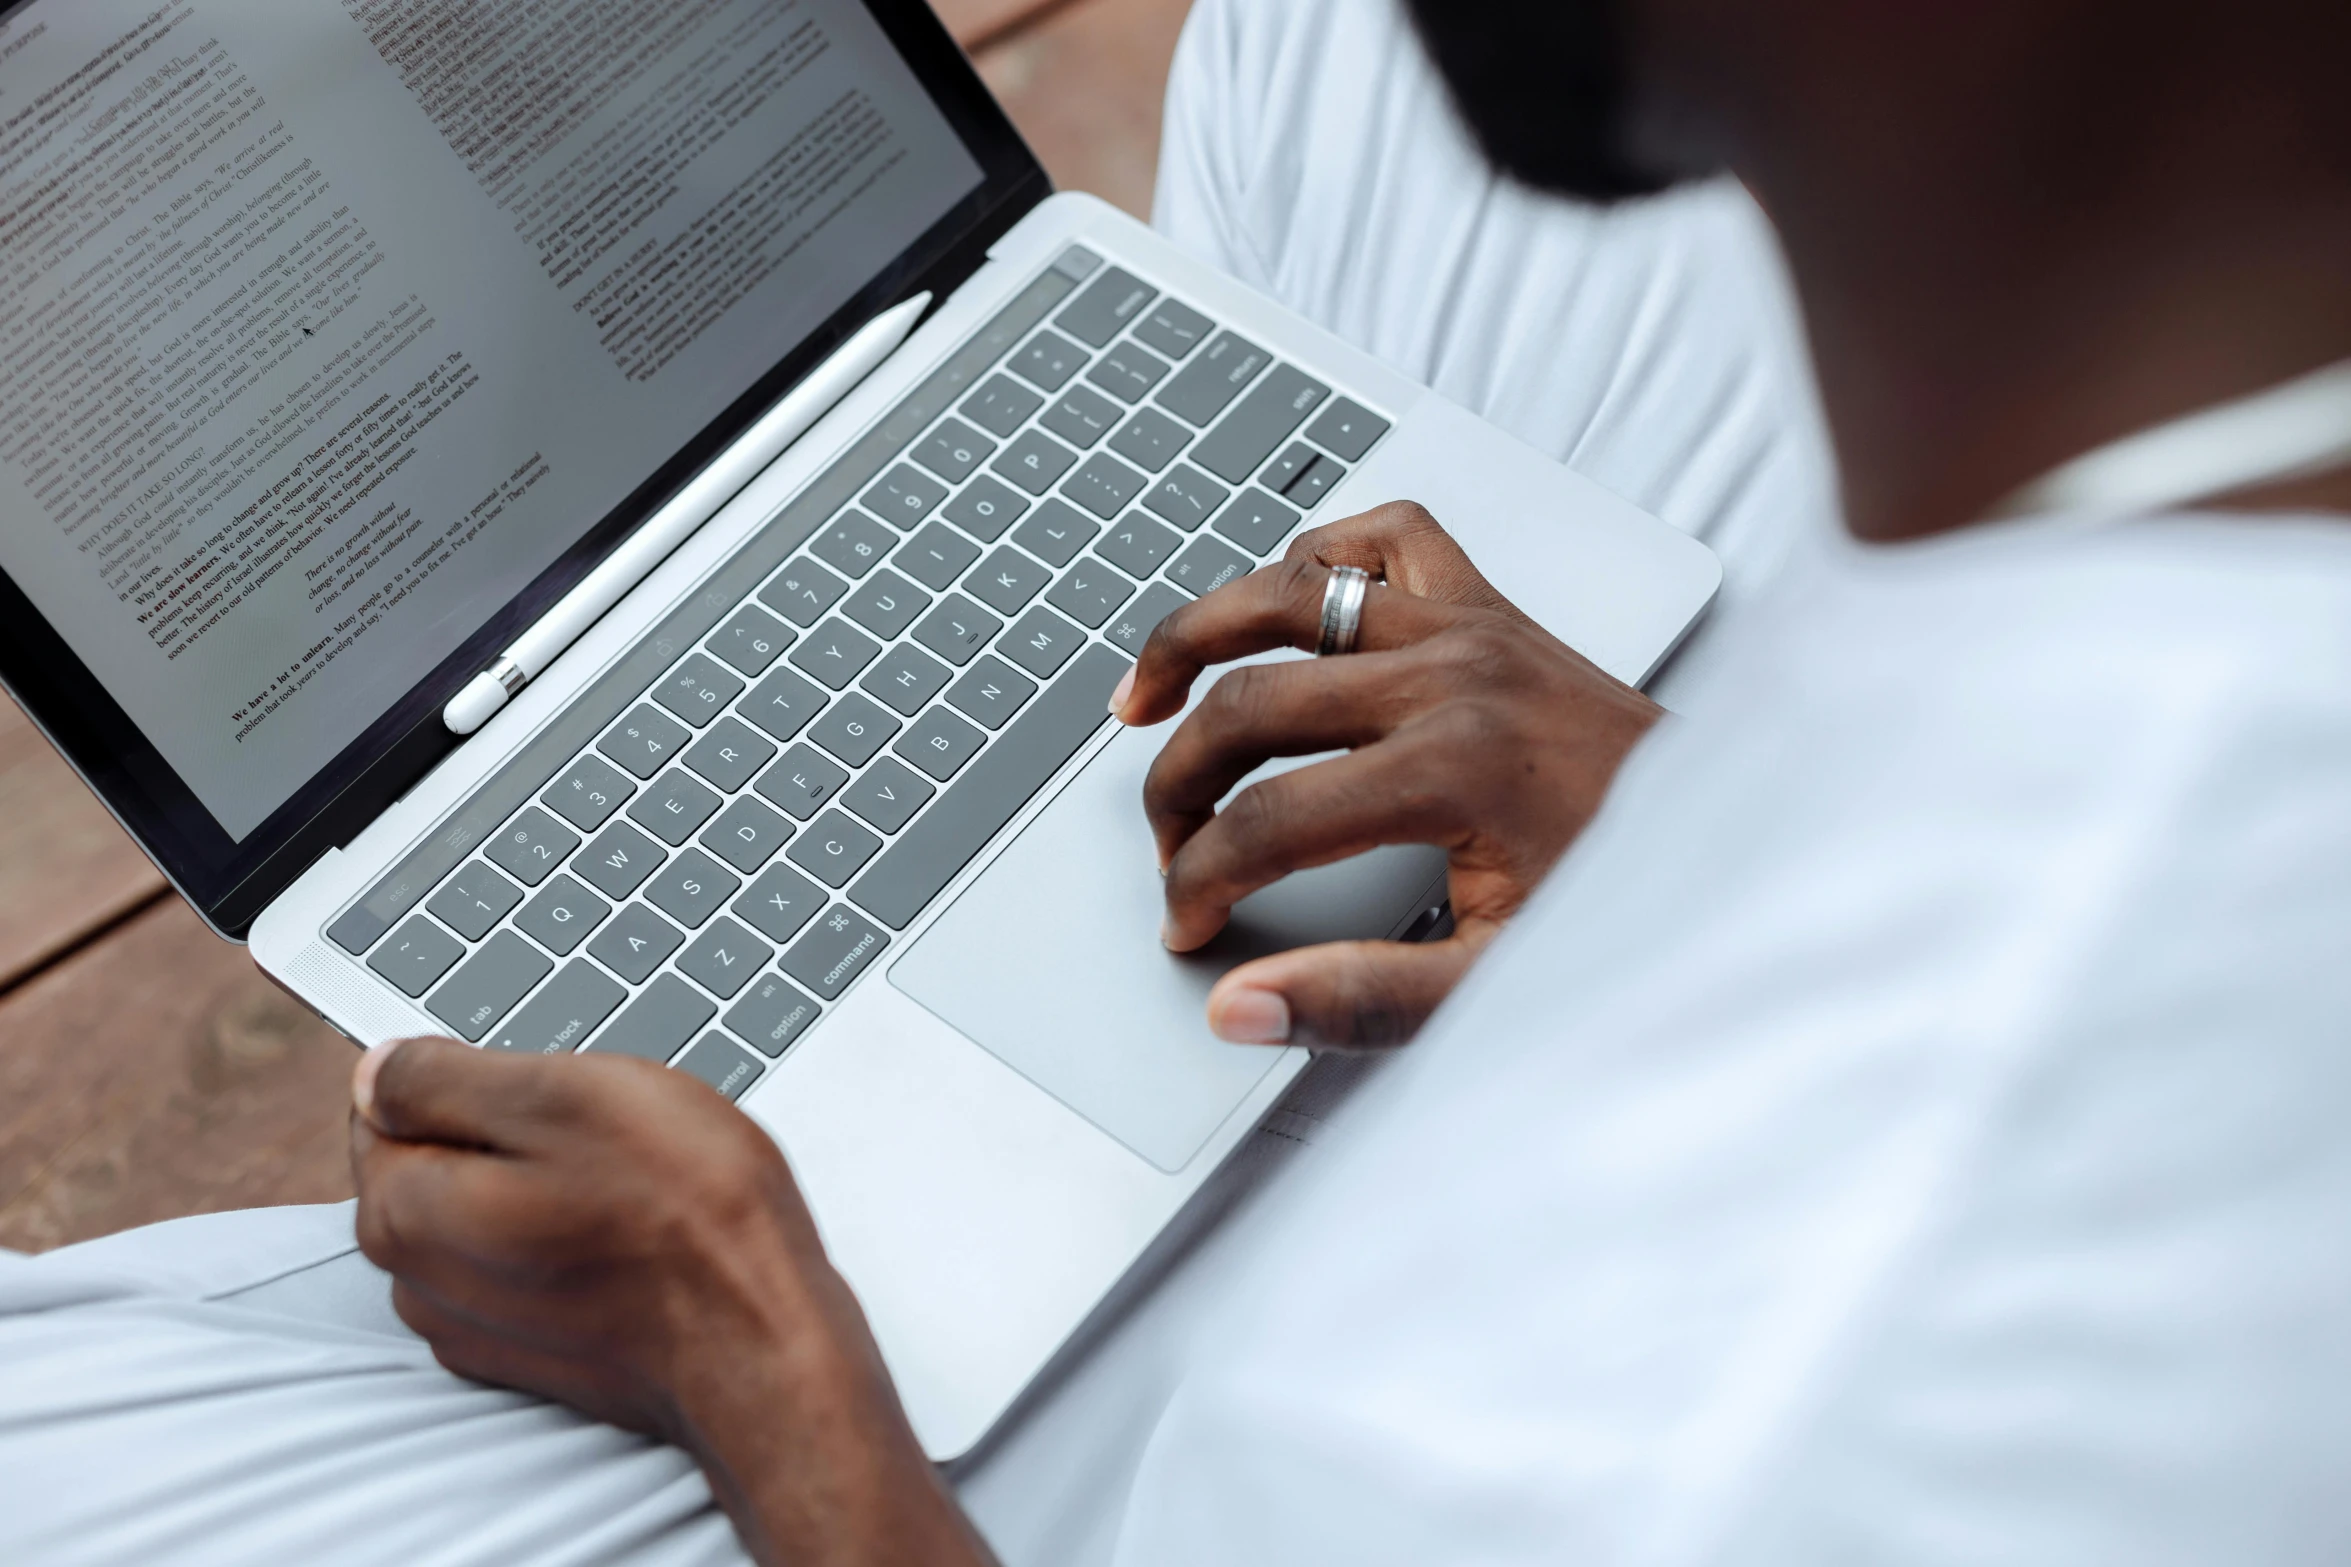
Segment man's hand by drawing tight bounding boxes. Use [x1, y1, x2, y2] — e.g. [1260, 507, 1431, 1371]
[350, 1038, 993, 1567]
[1113, 502, 1662, 1049]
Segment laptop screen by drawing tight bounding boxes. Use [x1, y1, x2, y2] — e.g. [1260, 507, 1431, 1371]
[0, 0, 1038, 926]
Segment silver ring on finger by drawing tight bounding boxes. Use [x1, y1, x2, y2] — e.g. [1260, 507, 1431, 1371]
[1316, 566, 1371, 657]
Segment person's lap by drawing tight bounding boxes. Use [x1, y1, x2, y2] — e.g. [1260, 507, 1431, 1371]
[0, 0, 1828, 1560]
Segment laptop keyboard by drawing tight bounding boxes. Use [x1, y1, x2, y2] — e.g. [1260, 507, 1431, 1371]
[328, 246, 1390, 1101]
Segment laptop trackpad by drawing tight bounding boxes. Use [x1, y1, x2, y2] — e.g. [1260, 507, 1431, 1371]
[889, 724, 1447, 1173]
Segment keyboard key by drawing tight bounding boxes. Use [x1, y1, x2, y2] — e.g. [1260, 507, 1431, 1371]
[1012, 499, 1100, 566]
[1260, 441, 1318, 496]
[788, 810, 885, 888]
[426, 862, 523, 942]
[1141, 463, 1230, 532]
[1133, 297, 1213, 360]
[997, 606, 1085, 679]
[587, 904, 685, 984]
[598, 707, 691, 780]
[543, 755, 636, 833]
[486, 960, 624, 1055]
[1288, 454, 1346, 508]
[586, 975, 714, 1065]
[677, 917, 773, 1000]
[911, 594, 1003, 667]
[946, 654, 1036, 730]
[860, 644, 953, 718]
[843, 757, 936, 834]
[1193, 364, 1330, 484]
[732, 862, 827, 944]
[1098, 513, 1183, 578]
[701, 796, 793, 874]
[1105, 582, 1191, 655]
[942, 474, 1030, 542]
[1087, 341, 1172, 404]
[810, 510, 898, 579]
[723, 974, 823, 1058]
[682, 717, 777, 794]
[862, 465, 949, 529]
[895, 707, 987, 782]
[992, 430, 1079, 497]
[369, 917, 464, 998]
[514, 874, 611, 956]
[965, 546, 1051, 615]
[1157, 331, 1271, 426]
[809, 692, 901, 768]
[850, 646, 1129, 930]
[760, 559, 851, 626]
[1009, 329, 1088, 392]
[1062, 453, 1148, 520]
[913, 418, 996, 484]
[1109, 407, 1191, 474]
[739, 666, 828, 743]
[678, 1033, 767, 1099]
[1212, 489, 1304, 556]
[755, 744, 850, 820]
[1047, 560, 1136, 629]
[1056, 266, 1157, 347]
[896, 520, 983, 589]
[782, 904, 893, 1000]
[1306, 397, 1390, 461]
[707, 604, 794, 678]
[842, 569, 931, 640]
[486, 807, 581, 887]
[627, 769, 723, 846]
[652, 654, 746, 729]
[1168, 535, 1257, 598]
[1039, 384, 1123, 450]
[645, 847, 741, 929]
[428, 931, 555, 1042]
[788, 618, 884, 691]
[573, 820, 666, 899]
[961, 374, 1044, 439]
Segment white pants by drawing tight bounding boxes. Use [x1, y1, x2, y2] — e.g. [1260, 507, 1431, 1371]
[0, 1, 1828, 1561]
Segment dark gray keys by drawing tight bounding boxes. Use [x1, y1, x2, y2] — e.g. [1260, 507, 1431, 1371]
[808, 692, 900, 767]
[543, 755, 635, 833]
[426, 862, 523, 942]
[573, 820, 666, 899]
[1157, 331, 1271, 426]
[992, 430, 1079, 497]
[942, 475, 1030, 542]
[1105, 582, 1191, 655]
[1009, 329, 1088, 392]
[627, 769, 723, 846]
[783, 904, 893, 999]
[724, 974, 823, 1058]
[788, 618, 883, 691]
[1142, 463, 1230, 532]
[911, 594, 1003, 667]
[587, 975, 714, 1065]
[1192, 364, 1330, 485]
[515, 874, 611, 956]
[1062, 453, 1148, 520]
[998, 606, 1085, 680]
[1109, 407, 1191, 473]
[652, 654, 745, 729]
[1288, 454, 1345, 508]
[707, 604, 794, 678]
[1056, 266, 1157, 347]
[678, 1034, 766, 1099]
[913, 418, 996, 484]
[597, 707, 691, 781]
[961, 374, 1043, 439]
[860, 644, 953, 718]
[843, 757, 936, 834]
[677, 917, 773, 1000]
[966, 546, 1051, 615]
[1012, 499, 1100, 566]
[1168, 535, 1256, 598]
[1212, 489, 1304, 556]
[428, 932, 554, 1041]
[645, 847, 740, 929]
[810, 510, 897, 579]
[1098, 513, 1183, 578]
[369, 917, 464, 998]
[862, 465, 949, 529]
[740, 666, 828, 743]
[789, 810, 885, 888]
[1260, 441, 1318, 496]
[701, 796, 793, 874]
[850, 645, 1129, 930]
[486, 807, 580, 887]
[1087, 341, 1172, 404]
[587, 904, 684, 984]
[486, 961, 624, 1055]
[755, 744, 850, 819]
[1132, 297, 1213, 360]
[842, 569, 931, 640]
[732, 862, 827, 944]
[896, 521, 982, 589]
[894, 707, 987, 782]
[947, 655, 1036, 730]
[760, 560, 851, 626]
[1039, 384, 1123, 450]
[1306, 397, 1390, 461]
[1047, 560, 1136, 629]
[682, 717, 776, 794]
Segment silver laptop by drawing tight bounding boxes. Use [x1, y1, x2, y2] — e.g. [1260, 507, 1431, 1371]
[0, 0, 1719, 1456]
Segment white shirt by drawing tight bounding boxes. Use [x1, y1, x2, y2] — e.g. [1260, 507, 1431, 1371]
[1114, 515, 2351, 1564]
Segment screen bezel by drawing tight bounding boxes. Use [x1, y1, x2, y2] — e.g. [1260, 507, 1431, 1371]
[0, 0, 1048, 937]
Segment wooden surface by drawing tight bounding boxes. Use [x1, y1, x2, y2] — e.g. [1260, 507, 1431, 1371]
[0, 0, 1196, 1254]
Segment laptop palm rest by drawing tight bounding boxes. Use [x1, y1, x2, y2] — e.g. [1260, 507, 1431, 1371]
[889, 721, 1447, 1173]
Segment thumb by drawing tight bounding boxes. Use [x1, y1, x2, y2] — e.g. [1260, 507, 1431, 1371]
[1204, 930, 1491, 1050]
[354, 1035, 553, 1150]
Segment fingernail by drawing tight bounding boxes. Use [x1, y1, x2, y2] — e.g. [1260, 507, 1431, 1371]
[1211, 988, 1292, 1045]
[352, 1037, 405, 1123]
[1108, 668, 1135, 719]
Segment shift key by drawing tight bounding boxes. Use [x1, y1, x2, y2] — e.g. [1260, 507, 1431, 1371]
[427, 932, 553, 1042]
